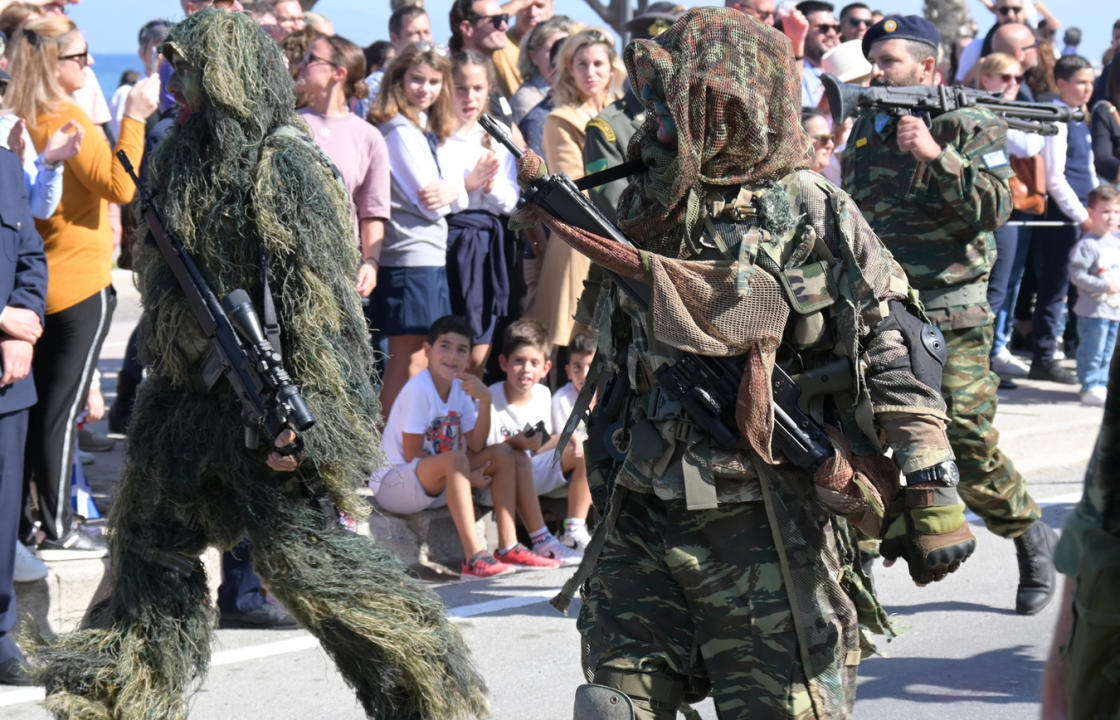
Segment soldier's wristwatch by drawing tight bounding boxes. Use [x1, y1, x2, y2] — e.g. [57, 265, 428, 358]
[905, 460, 960, 487]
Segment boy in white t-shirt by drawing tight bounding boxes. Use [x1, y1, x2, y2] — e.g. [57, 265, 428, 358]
[486, 320, 587, 565]
[371, 315, 560, 577]
[550, 330, 597, 551]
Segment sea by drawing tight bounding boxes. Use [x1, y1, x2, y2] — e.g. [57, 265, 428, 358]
[91, 52, 147, 99]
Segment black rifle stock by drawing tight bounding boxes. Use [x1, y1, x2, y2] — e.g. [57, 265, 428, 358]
[117, 150, 315, 455]
[478, 116, 834, 471]
[821, 72, 1084, 135]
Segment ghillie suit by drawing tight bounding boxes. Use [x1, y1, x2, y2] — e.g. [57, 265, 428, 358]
[33, 11, 489, 720]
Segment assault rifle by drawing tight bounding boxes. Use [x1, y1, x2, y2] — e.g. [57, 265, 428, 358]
[821, 72, 1084, 135]
[117, 150, 315, 455]
[479, 115, 835, 472]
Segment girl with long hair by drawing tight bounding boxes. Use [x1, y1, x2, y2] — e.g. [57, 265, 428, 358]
[5, 15, 158, 556]
[439, 50, 519, 375]
[529, 27, 623, 350]
[367, 42, 464, 416]
[296, 33, 390, 298]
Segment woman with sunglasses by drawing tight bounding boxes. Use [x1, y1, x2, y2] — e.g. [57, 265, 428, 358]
[530, 27, 623, 351]
[296, 34, 390, 300]
[4, 14, 159, 557]
[367, 41, 463, 416]
[801, 109, 839, 184]
[977, 52, 1047, 384]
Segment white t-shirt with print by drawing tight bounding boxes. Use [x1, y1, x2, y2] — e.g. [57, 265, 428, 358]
[382, 369, 478, 466]
[486, 381, 553, 447]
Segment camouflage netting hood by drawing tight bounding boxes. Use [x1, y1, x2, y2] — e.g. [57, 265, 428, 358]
[616, 7, 814, 256]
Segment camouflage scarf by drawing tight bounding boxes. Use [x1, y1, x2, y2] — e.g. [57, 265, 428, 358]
[616, 8, 814, 257]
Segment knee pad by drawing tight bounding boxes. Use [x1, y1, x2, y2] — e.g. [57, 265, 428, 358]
[590, 668, 685, 720]
[574, 684, 636, 720]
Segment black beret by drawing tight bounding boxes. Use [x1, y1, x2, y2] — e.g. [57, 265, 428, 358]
[623, 2, 686, 40]
[861, 15, 941, 59]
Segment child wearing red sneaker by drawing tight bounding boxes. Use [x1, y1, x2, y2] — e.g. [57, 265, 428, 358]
[371, 315, 560, 577]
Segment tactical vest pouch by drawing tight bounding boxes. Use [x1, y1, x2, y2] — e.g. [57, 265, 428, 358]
[1063, 523, 1120, 719]
[778, 260, 837, 315]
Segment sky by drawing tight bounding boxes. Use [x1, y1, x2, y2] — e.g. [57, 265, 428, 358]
[69, 0, 1112, 68]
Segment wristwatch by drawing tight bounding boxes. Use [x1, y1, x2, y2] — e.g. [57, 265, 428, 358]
[905, 460, 960, 487]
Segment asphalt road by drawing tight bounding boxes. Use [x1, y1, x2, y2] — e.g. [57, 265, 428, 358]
[1, 464, 1080, 720]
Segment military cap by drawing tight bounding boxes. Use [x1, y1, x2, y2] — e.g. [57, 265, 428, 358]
[623, 2, 687, 40]
[862, 15, 941, 58]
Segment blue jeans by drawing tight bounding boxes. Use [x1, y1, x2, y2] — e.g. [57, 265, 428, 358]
[1075, 315, 1119, 393]
[988, 214, 1032, 357]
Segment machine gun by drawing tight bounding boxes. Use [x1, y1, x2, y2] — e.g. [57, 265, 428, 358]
[117, 150, 315, 455]
[479, 115, 835, 472]
[821, 72, 1084, 135]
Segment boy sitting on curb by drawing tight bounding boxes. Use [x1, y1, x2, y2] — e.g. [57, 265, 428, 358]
[484, 319, 588, 566]
[371, 315, 560, 577]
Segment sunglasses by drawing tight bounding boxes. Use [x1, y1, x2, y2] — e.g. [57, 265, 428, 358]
[845, 17, 872, 27]
[412, 40, 450, 57]
[812, 23, 842, 35]
[301, 51, 336, 68]
[997, 73, 1024, 83]
[468, 12, 509, 30]
[997, 6, 1024, 14]
[810, 134, 835, 145]
[59, 49, 89, 67]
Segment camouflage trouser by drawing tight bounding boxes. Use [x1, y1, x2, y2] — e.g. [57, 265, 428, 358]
[941, 323, 1040, 538]
[577, 491, 830, 720]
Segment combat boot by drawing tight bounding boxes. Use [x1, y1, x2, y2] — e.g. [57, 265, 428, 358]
[1013, 519, 1058, 615]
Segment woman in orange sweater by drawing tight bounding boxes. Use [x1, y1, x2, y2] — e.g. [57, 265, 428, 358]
[5, 15, 158, 556]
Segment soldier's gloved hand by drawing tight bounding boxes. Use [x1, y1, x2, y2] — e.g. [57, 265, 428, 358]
[879, 476, 976, 585]
[811, 427, 899, 538]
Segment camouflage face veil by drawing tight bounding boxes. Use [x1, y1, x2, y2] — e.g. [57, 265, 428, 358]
[616, 8, 814, 256]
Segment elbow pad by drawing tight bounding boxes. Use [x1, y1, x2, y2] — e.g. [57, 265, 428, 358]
[875, 299, 947, 393]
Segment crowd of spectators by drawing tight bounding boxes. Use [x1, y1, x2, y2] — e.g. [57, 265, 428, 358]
[3, 0, 1120, 651]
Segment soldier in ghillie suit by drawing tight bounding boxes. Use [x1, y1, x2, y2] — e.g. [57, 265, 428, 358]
[32, 11, 489, 720]
[523, 8, 976, 719]
[842, 15, 1059, 616]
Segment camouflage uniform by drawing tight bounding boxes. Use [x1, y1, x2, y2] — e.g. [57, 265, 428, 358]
[843, 107, 1042, 539]
[547, 11, 965, 716]
[1052, 346, 1120, 717]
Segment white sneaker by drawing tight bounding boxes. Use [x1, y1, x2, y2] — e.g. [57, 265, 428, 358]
[532, 535, 583, 567]
[1081, 386, 1107, 407]
[990, 348, 1029, 378]
[559, 525, 592, 553]
[14, 542, 48, 582]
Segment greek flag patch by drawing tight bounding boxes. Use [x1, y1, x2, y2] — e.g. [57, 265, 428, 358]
[982, 149, 1009, 169]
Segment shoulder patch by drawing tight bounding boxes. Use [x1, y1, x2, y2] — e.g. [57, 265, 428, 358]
[584, 157, 609, 176]
[855, 137, 868, 148]
[586, 116, 616, 143]
[982, 149, 1009, 169]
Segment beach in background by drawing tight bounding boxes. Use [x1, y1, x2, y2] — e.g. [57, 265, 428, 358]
[92, 53, 145, 101]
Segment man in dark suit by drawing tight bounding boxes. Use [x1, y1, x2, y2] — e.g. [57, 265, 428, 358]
[0, 145, 48, 686]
